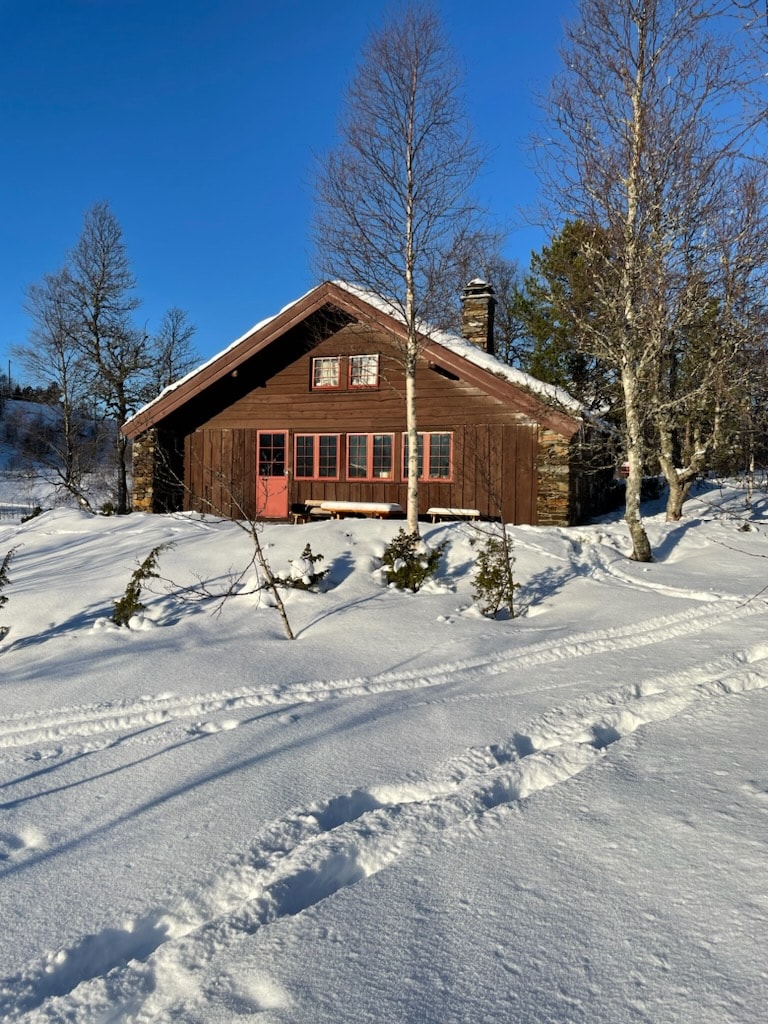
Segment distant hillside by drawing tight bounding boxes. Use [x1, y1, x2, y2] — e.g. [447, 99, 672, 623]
[0, 399, 116, 518]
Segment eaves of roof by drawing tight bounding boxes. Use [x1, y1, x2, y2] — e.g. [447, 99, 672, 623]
[122, 280, 582, 440]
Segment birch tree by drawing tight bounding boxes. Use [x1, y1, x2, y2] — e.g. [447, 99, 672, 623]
[13, 269, 106, 510]
[18, 202, 197, 513]
[538, 0, 768, 558]
[653, 168, 768, 518]
[148, 306, 198, 395]
[65, 201, 149, 514]
[314, 4, 482, 533]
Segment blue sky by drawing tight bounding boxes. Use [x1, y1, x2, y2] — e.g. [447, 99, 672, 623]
[1, 0, 575, 379]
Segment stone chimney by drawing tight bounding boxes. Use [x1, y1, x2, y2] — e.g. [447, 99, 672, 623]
[460, 279, 496, 355]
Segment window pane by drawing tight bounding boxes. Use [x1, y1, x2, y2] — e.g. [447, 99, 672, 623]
[372, 434, 393, 478]
[313, 357, 340, 388]
[295, 435, 314, 479]
[347, 434, 368, 478]
[428, 433, 451, 479]
[349, 354, 378, 387]
[259, 434, 286, 477]
[403, 434, 424, 479]
[318, 436, 338, 478]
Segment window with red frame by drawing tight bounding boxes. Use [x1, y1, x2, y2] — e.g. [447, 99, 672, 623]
[294, 434, 340, 479]
[348, 354, 379, 388]
[311, 356, 340, 389]
[402, 432, 453, 480]
[347, 433, 394, 479]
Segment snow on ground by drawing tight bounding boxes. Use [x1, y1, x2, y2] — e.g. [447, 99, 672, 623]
[0, 481, 766, 1022]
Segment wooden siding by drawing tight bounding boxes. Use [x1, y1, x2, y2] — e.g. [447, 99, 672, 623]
[124, 283, 580, 441]
[185, 428, 257, 519]
[177, 324, 541, 523]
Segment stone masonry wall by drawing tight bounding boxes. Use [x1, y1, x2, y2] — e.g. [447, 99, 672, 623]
[131, 428, 158, 513]
[536, 428, 573, 526]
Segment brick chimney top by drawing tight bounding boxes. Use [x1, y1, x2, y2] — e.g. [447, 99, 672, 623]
[460, 279, 496, 355]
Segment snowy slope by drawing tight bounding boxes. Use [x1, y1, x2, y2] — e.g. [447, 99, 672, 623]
[0, 484, 766, 1022]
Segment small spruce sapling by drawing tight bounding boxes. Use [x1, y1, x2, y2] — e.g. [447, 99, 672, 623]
[278, 543, 329, 590]
[381, 528, 447, 592]
[112, 542, 172, 627]
[472, 531, 517, 618]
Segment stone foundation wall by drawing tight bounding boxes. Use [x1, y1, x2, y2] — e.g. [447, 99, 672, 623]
[536, 429, 573, 526]
[131, 428, 158, 513]
[536, 426, 615, 526]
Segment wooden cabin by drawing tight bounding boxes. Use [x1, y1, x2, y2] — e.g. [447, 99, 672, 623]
[122, 280, 611, 525]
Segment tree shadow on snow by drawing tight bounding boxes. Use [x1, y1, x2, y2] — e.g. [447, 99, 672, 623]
[651, 520, 697, 562]
[321, 551, 356, 589]
[0, 696, 405, 884]
[293, 589, 393, 640]
[516, 565, 578, 609]
[0, 602, 112, 654]
[0, 722, 170, 799]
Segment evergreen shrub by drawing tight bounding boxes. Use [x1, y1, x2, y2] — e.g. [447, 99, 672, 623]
[277, 543, 329, 590]
[0, 546, 18, 617]
[112, 542, 172, 626]
[381, 528, 446, 592]
[472, 532, 517, 618]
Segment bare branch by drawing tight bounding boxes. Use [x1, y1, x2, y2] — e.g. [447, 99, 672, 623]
[535, 0, 768, 553]
[313, 4, 485, 533]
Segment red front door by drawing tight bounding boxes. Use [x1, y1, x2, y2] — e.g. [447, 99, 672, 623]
[257, 431, 289, 518]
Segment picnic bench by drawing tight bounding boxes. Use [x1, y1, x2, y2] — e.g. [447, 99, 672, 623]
[319, 500, 403, 520]
[427, 507, 480, 523]
[291, 500, 403, 522]
[290, 500, 330, 524]
[293, 502, 477, 524]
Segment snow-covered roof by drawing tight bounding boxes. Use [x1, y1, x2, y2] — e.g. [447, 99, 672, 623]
[331, 281, 588, 419]
[125, 280, 590, 433]
[127, 286, 319, 426]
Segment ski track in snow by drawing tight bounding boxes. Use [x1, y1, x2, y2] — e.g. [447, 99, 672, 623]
[2, 623, 768, 1018]
[0, 597, 764, 753]
[517, 524, 768, 607]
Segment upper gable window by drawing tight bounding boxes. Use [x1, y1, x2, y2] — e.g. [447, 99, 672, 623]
[348, 354, 379, 388]
[312, 356, 340, 389]
[311, 353, 379, 391]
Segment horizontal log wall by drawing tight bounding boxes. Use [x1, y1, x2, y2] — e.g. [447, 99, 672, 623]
[166, 323, 568, 524]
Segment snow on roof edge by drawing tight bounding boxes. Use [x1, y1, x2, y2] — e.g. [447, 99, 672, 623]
[126, 280, 597, 430]
[125, 286, 318, 427]
[332, 281, 591, 422]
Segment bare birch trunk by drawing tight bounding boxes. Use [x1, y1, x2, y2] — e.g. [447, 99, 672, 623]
[538, 0, 767, 559]
[405, 366, 419, 534]
[620, 7, 653, 562]
[313, 7, 482, 544]
[622, 368, 653, 561]
[404, 77, 420, 537]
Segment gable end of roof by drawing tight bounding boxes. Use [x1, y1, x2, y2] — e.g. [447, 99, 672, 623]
[123, 281, 584, 440]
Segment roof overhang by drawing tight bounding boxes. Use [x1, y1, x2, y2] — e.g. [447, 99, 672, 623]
[123, 280, 582, 440]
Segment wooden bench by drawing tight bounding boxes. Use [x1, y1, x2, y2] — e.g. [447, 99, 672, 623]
[290, 500, 333, 524]
[427, 506, 480, 523]
[319, 500, 403, 520]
